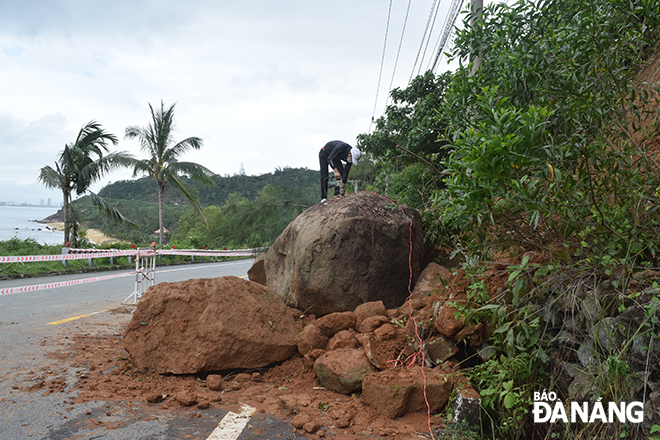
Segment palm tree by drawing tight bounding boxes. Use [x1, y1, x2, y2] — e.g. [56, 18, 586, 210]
[125, 101, 214, 247]
[38, 121, 135, 246]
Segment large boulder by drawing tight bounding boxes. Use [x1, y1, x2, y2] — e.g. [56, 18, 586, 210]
[124, 276, 298, 374]
[251, 192, 430, 316]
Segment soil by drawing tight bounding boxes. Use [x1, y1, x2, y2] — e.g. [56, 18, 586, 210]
[16, 256, 517, 439]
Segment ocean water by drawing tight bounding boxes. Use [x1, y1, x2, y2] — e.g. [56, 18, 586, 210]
[0, 205, 64, 245]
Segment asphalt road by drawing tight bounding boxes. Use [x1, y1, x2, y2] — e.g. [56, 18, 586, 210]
[0, 259, 305, 440]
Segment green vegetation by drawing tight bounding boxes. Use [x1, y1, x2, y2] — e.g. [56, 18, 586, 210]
[361, 0, 660, 438]
[37, 121, 134, 246]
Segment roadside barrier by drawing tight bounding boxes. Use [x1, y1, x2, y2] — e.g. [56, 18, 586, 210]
[0, 246, 265, 300]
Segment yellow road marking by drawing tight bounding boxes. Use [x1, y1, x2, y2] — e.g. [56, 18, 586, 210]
[48, 314, 91, 325]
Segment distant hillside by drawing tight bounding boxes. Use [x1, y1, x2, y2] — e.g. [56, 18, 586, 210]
[99, 167, 319, 207]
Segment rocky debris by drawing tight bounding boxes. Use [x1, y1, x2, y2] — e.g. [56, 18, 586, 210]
[412, 262, 453, 297]
[206, 374, 223, 391]
[314, 348, 377, 394]
[316, 311, 356, 336]
[247, 254, 267, 285]
[361, 367, 453, 418]
[123, 276, 298, 374]
[354, 300, 387, 325]
[424, 336, 459, 366]
[297, 324, 327, 356]
[251, 191, 430, 316]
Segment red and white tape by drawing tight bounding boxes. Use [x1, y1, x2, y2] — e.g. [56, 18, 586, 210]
[0, 247, 261, 264]
[0, 270, 137, 296]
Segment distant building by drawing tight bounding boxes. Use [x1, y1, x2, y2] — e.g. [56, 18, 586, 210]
[40, 199, 44, 206]
[48, 198, 52, 207]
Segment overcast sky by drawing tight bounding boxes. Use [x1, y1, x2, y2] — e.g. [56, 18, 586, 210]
[0, 0, 484, 205]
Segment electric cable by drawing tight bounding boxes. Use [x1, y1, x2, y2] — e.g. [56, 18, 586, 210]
[382, 0, 413, 113]
[430, 0, 466, 72]
[414, 0, 444, 78]
[369, 0, 394, 134]
[408, 0, 441, 84]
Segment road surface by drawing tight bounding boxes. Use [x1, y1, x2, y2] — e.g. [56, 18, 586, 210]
[0, 259, 305, 440]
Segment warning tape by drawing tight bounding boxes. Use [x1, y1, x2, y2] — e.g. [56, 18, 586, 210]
[0, 270, 137, 296]
[0, 247, 263, 264]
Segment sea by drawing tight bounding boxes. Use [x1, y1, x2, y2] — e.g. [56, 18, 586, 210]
[0, 205, 64, 245]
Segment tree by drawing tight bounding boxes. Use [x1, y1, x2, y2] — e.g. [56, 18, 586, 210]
[38, 121, 134, 246]
[124, 100, 215, 247]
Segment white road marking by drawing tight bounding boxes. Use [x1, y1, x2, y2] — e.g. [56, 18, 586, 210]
[207, 403, 257, 440]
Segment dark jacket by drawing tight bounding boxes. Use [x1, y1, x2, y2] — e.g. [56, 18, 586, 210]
[323, 140, 352, 170]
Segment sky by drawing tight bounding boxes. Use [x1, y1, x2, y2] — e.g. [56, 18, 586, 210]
[0, 0, 486, 205]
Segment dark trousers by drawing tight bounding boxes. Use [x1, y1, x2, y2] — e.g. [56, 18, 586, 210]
[319, 148, 345, 199]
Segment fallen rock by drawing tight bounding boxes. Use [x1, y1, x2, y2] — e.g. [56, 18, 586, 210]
[354, 301, 387, 326]
[206, 374, 223, 391]
[361, 367, 453, 418]
[412, 263, 452, 297]
[434, 298, 466, 338]
[424, 336, 459, 366]
[316, 312, 356, 337]
[255, 192, 430, 316]
[247, 254, 267, 286]
[314, 348, 376, 394]
[327, 330, 359, 351]
[357, 315, 390, 333]
[297, 324, 327, 356]
[175, 391, 198, 407]
[124, 276, 298, 374]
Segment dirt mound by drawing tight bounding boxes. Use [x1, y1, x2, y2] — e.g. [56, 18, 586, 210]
[124, 276, 298, 374]
[252, 191, 431, 316]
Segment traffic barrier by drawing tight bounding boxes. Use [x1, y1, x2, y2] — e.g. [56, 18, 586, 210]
[0, 270, 137, 296]
[0, 246, 265, 301]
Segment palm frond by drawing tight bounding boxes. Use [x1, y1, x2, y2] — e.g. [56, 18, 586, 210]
[86, 191, 139, 228]
[37, 165, 64, 190]
[166, 171, 210, 227]
[168, 161, 215, 185]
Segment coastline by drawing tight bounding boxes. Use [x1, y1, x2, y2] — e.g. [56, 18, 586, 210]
[47, 222, 120, 246]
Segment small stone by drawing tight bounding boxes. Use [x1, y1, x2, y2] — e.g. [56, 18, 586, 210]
[207, 374, 223, 391]
[291, 413, 310, 429]
[304, 420, 321, 433]
[175, 391, 198, 407]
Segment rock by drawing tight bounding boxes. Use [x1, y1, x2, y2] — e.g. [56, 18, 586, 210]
[145, 392, 165, 403]
[424, 336, 459, 366]
[206, 374, 223, 391]
[452, 384, 481, 427]
[357, 315, 390, 333]
[304, 420, 321, 433]
[434, 300, 466, 338]
[175, 391, 198, 407]
[354, 301, 387, 326]
[314, 349, 376, 394]
[412, 263, 452, 297]
[124, 276, 298, 374]
[256, 192, 430, 316]
[247, 254, 267, 286]
[316, 312, 356, 337]
[291, 412, 310, 429]
[297, 324, 327, 355]
[576, 339, 595, 368]
[361, 367, 453, 418]
[374, 323, 397, 341]
[327, 330, 359, 350]
[454, 322, 484, 347]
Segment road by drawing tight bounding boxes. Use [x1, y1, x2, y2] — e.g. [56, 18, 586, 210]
[0, 259, 305, 440]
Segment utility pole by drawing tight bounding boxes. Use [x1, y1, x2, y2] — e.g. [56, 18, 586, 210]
[470, 0, 484, 74]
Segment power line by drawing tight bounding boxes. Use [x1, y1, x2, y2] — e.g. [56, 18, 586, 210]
[369, 0, 394, 133]
[382, 0, 413, 113]
[430, 0, 466, 72]
[408, 0, 442, 84]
